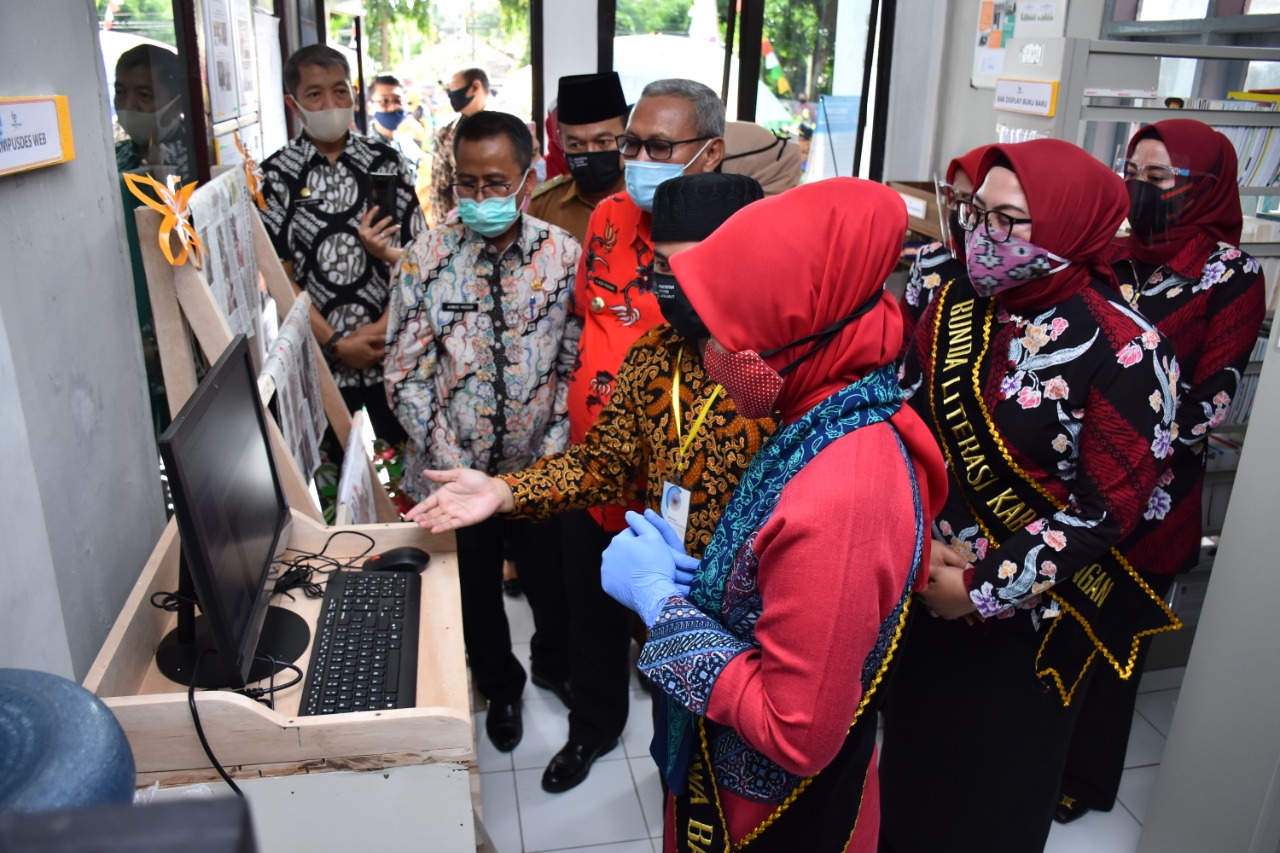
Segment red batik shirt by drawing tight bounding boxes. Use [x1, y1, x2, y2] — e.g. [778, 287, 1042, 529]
[1112, 244, 1265, 575]
[568, 192, 663, 530]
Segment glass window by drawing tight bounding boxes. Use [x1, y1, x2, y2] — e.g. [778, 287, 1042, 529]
[1136, 0, 1210, 20]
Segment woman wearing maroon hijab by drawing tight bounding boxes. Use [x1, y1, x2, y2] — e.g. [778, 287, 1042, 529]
[900, 143, 995, 347]
[1055, 119, 1266, 824]
[599, 178, 946, 851]
[879, 139, 1183, 852]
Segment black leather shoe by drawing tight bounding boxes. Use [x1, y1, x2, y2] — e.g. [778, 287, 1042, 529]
[1054, 794, 1091, 824]
[541, 738, 619, 793]
[530, 670, 573, 709]
[485, 700, 523, 752]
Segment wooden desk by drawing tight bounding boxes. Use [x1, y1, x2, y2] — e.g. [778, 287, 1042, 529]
[83, 511, 476, 851]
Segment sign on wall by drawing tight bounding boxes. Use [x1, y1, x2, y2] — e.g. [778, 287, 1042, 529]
[0, 96, 75, 178]
[972, 0, 1067, 89]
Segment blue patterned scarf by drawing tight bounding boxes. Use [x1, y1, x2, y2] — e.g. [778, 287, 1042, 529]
[656, 364, 904, 792]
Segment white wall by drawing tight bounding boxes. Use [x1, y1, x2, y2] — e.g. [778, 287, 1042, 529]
[541, 0, 599, 114]
[0, 0, 167, 679]
[886, 0, 1107, 177]
[880, 0, 948, 180]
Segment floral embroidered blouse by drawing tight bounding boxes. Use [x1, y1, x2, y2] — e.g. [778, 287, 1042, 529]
[1112, 243, 1265, 575]
[385, 216, 581, 501]
[902, 279, 1180, 622]
[900, 241, 961, 350]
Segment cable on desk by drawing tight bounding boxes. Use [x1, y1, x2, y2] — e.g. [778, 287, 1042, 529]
[276, 530, 379, 600]
[187, 649, 243, 797]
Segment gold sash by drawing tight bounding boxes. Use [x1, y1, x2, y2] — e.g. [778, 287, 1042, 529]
[928, 284, 1181, 705]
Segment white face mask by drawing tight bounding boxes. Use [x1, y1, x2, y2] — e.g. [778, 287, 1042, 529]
[294, 102, 354, 144]
[116, 95, 183, 145]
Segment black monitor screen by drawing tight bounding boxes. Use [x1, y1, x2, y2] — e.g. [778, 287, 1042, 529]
[158, 335, 291, 687]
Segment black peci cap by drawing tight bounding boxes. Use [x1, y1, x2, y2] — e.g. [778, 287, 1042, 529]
[650, 173, 765, 243]
[557, 72, 628, 126]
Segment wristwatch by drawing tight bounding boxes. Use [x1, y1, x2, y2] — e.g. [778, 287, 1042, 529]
[322, 331, 344, 360]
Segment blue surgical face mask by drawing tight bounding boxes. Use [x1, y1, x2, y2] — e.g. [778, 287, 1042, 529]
[456, 172, 529, 238]
[624, 139, 712, 212]
[374, 109, 406, 132]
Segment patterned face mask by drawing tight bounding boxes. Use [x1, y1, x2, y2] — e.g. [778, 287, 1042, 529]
[965, 222, 1071, 297]
[702, 343, 784, 419]
[702, 288, 884, 419]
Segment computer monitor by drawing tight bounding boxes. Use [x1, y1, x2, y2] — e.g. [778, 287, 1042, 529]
[155, 335, 308, 689]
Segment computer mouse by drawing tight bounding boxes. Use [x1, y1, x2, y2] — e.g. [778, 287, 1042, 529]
[363, 546, 431, 573]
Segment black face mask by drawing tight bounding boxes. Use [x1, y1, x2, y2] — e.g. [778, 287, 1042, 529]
[1127, 178, 1186, 244]
[566, 150, 623, 194]
[652, 271, 710, 342]
[448, 86, 474, 113]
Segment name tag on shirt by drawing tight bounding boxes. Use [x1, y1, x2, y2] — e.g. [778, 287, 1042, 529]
[661, 482, 692, 545]
[443, 302, 478, 313]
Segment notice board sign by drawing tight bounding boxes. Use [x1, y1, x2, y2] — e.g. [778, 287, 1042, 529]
[0, 96, 75, 178]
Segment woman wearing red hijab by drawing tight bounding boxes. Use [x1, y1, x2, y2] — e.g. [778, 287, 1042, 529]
[599, 178, 946, 851]
[879, 139, 1183, 852]
[1055, 120, 1266, 824]
[900, 143, 996, 346]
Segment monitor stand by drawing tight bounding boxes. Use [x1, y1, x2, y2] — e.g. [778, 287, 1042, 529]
[155, 607, 310, 690]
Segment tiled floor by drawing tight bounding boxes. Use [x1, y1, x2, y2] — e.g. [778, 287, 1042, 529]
[476, 594, 1182, 853]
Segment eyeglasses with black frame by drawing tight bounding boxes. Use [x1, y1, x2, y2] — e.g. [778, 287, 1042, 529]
[957, 201, 1033, 243]
[452, 180, 517, 201]
[614, 134, 712, 160]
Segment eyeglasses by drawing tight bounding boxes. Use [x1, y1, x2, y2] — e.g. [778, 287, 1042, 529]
[452, 181, 517, 200]
[1115, 158, 1192, 185]
[614, 134, 712, 161]
[957, 201, 1033, 243]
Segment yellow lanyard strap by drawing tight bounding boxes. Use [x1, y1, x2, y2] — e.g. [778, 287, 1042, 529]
[671, 345, 723, 472]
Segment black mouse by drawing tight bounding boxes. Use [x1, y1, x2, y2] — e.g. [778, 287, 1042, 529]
[363, 546, 431, 573]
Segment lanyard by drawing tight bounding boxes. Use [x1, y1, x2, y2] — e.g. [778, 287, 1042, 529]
[671, 345, 722, 472]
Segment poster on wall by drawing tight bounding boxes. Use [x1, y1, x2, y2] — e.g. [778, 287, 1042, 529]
[232, 0, 259, 117]
[203, 0, 240, 122]
[971, 1, 1066, 89]
[255, 11, 289, 156]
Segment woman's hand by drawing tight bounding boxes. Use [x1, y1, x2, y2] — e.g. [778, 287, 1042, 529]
[919, 539, 977, 620]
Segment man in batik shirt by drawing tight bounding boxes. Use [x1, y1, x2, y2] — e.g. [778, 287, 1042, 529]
[385, 111, 580, 755]
[260, 44, 423, 445]
[402, 173, 771, 793]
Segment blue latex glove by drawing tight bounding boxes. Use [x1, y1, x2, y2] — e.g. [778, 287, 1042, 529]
[601, 510, 686, 626]
[644, 508, 699, 595]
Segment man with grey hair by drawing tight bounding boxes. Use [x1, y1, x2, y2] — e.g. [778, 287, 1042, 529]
[539, 78, 725, 794]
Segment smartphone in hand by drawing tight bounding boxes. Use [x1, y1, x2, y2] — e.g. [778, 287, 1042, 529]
[369, 171, 398, 225]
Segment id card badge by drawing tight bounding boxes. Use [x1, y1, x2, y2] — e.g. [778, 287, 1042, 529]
[661, 481, 692, 545]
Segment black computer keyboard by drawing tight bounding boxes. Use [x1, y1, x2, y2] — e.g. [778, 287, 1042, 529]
[298, 570, 421, 715]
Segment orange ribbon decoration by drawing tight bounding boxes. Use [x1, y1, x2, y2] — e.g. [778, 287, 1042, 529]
[234, 132, 268, 211]
[123, 172, 206, 269]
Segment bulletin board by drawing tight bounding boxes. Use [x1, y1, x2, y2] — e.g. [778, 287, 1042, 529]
[972, 0, 1067, 89]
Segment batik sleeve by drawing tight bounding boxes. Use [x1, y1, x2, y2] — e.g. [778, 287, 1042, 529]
[384, 235, 466, 472]
[1177, 248, 1265, 448]
[540, 238, 583, 457]
[504, 334, 648, 518]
